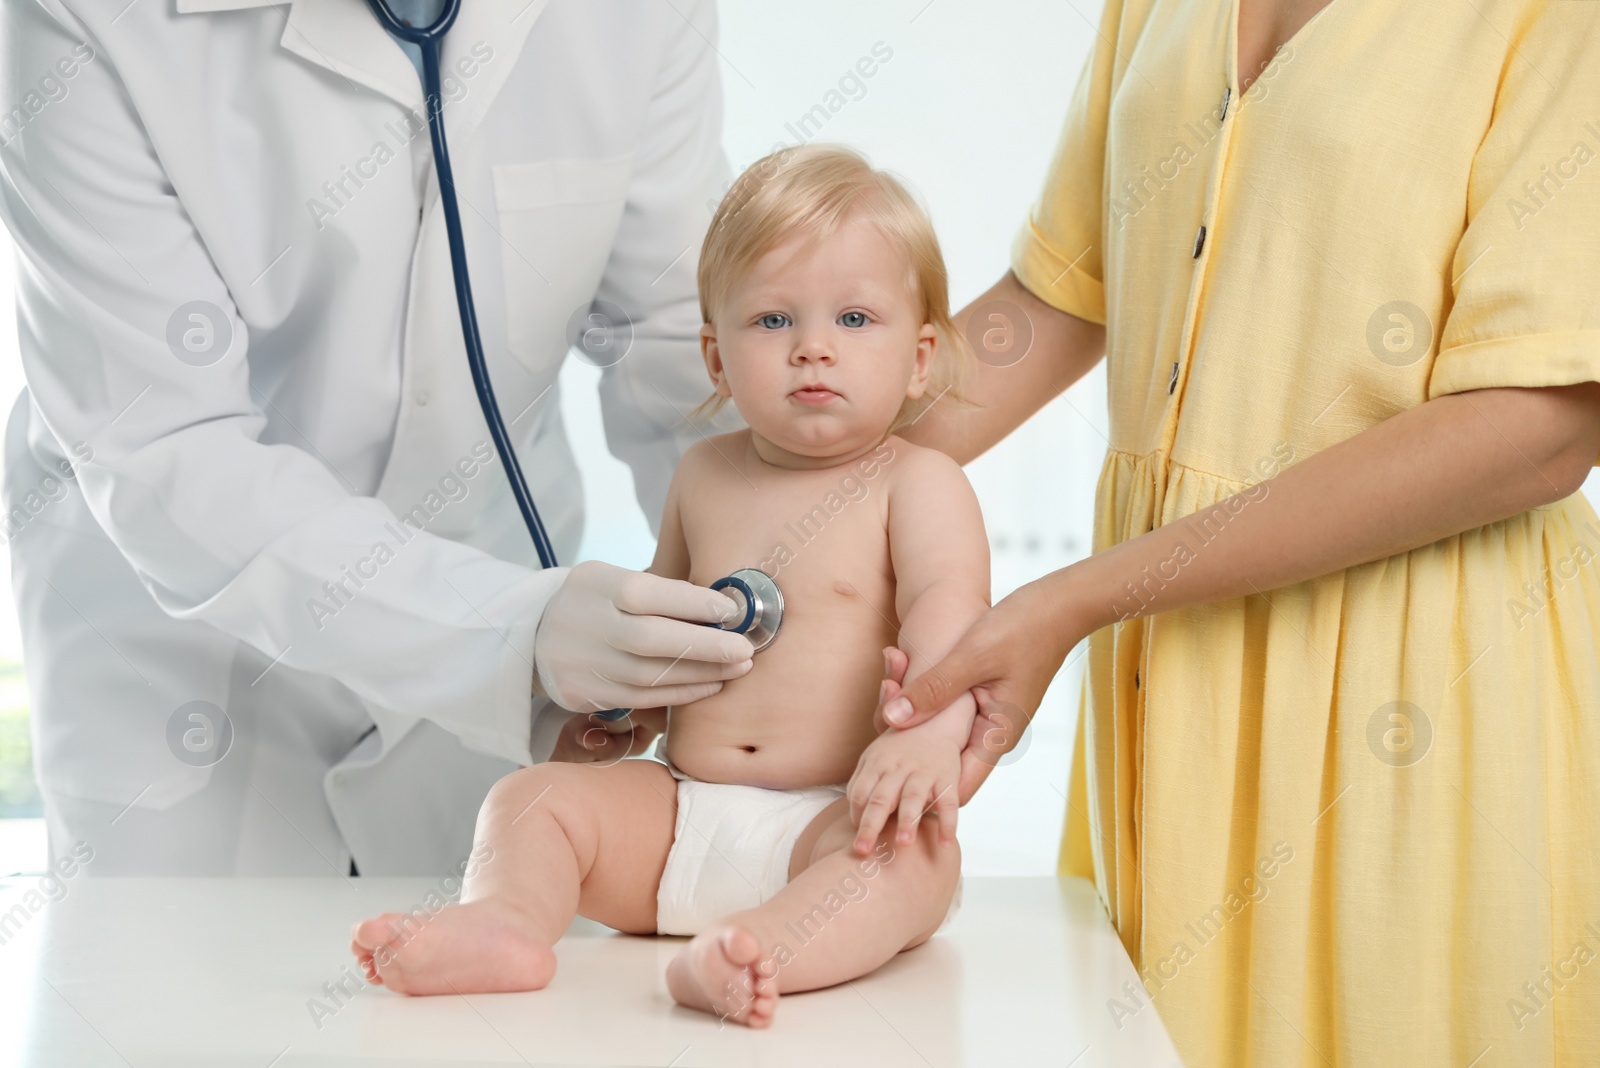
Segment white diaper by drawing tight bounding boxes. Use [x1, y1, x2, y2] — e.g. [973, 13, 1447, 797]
[653, 754, 963, 937]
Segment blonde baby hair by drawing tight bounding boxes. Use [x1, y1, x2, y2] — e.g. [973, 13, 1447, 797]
[688, 143, 976, 436]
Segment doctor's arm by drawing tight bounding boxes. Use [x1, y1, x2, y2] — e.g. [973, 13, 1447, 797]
[0, 2, 732, 768]
[0, 2, 553, 763]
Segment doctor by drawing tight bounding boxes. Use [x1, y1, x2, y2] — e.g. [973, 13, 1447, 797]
[0, 0, 755, 876]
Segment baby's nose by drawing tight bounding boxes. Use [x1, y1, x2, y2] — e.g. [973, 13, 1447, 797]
[792, 334, 836, 362]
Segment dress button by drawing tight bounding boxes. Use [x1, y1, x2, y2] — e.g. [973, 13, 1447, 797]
[1168, 361, 1180, 395]
[415, 388, 431, 406]
[1219, 85, 1231, 122]
[1192, 224, 1207, 258]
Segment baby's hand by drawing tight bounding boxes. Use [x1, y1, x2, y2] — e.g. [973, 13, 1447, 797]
[846, 724, 960, 855]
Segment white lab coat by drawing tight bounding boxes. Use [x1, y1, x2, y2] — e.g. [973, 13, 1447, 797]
[0, 0, 739, 874]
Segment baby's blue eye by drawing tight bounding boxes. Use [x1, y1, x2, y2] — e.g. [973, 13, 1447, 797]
[758, 313, 789, 330]
[840, 311, 868, 328]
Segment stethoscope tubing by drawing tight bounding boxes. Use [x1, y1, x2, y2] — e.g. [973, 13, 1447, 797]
[365, 0, 559, 571]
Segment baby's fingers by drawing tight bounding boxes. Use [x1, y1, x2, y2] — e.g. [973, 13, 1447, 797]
[847, 765, 882, 829]
[894, 774, 932, 846]
[854, 779, 901, 855]
[933, 780, 959, 846]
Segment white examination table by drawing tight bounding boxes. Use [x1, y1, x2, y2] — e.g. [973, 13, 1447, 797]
[0, 875, 1180, 1066]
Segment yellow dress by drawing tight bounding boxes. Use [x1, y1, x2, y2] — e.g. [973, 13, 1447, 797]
[1009, 0, 1600, 1064]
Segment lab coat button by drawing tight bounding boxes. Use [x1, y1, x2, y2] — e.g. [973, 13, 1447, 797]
[415, 389, 430, 406]
[1167, 362, 1179, 395]
[1192, 224, 1207, 258]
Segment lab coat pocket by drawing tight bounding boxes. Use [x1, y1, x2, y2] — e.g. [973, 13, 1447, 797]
[493, 154, 634, 370]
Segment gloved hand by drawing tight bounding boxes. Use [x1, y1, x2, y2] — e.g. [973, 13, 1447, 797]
[532, 559, 754, 714]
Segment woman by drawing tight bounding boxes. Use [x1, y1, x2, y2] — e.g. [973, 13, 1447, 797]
[878, 0, 1600, 1063]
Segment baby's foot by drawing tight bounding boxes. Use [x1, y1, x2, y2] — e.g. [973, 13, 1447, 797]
[665, 922, 778, 1028]
[350, 900, 556, 995]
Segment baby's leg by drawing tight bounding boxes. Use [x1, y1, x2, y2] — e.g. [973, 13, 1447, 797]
[666, 796, 959, 1026]
[351, 757, 676, 995]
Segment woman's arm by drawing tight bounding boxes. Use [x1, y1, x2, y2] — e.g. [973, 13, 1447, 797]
[881, 380, 1600, 777]
[1059, 381, 1600, 634]
[899, 271, 1107, 465]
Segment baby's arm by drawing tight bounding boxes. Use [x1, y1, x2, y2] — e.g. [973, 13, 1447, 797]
[885, 446, 991, 742]
[847, 446, 990, 853]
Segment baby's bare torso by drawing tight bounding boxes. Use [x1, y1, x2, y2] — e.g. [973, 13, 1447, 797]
[662, 431, 905, 790]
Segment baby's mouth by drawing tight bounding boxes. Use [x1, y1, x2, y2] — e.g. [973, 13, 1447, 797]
[790, 386, 841, 404]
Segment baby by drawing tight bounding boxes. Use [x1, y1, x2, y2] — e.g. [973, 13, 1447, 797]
[351, 143, 990, 1028]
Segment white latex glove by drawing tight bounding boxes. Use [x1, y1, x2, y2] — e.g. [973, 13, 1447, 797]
[532, 560, 754, 714]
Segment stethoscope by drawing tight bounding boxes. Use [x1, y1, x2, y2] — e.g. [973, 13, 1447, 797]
[366, 0, 783, 722]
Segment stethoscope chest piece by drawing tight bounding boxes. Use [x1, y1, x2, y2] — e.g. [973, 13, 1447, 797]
[710, 568, 784, 652]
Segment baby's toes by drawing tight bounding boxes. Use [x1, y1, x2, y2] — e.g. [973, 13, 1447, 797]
[351, 914, 409, 981]
[350, 941, 378, 983]
[719, 925, 762, 968]
[719, 927, 779, 1025]
[745, 984, 779, 1028]
[352, 913, 401, 948]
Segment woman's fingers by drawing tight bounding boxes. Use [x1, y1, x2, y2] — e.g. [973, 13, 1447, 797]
[872, 677, 904, 734]
[871, 646, 912, 733]
[882, 644, 982, 729]
[884, 645, 910, 684]
[957, 747, 996, 807]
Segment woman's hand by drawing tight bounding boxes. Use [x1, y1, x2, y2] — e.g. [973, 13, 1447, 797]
[874, 648, 1016, 806]
[547, 707, 667, 766]
[876, 579, 1088, 802]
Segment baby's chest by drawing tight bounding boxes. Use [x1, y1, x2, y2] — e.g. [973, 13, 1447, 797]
[682, 478, 894, 609]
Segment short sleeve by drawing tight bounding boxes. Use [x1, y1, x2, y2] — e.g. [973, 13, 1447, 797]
[1008, 0, 1125, 326]
[1426, 5, 1600, 419]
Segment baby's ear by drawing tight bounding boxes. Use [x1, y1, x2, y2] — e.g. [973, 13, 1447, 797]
[906, 323, 938, 397]
[699, 325, 731, 396]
